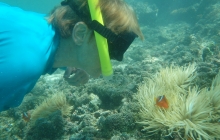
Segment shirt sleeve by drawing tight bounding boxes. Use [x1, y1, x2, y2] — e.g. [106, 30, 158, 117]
[0, 2, 59, 111]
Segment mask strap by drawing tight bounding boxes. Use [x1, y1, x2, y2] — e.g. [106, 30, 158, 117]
[88, 20, 118, 42]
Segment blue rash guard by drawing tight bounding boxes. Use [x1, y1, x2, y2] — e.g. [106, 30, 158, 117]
[0, 3, 60, 111]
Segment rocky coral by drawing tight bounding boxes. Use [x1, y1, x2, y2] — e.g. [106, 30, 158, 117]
[25, 111, 65, 140]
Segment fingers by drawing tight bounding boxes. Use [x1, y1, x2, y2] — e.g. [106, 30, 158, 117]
[72, 70, 89, 85]
[63, 67, 77, 78]
[63, 68, 89, 86]
[74, 69, 89, 81]
[65, 74, 88, 86]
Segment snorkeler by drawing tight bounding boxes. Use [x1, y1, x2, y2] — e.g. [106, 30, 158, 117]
[0, 0, 144, 111]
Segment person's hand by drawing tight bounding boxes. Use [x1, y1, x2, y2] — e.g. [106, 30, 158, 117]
[63, 67, 89, 86]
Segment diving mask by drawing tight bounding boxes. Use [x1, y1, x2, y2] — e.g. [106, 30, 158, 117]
[61, 0, 137, 61]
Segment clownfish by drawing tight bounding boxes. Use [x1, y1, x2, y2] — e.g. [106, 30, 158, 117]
[155, 95, 169, 109]
[22, 112, 31, 122]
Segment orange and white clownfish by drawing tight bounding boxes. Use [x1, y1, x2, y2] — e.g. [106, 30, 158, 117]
[22, 112, 31, 122]
[155, 95, 169, 109]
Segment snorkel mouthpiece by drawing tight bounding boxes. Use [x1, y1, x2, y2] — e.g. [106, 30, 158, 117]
[88, 0, 113, 78]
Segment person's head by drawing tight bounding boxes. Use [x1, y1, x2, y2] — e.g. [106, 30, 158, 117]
[48, 0, 144, 77]
[48, 0, 143, 39]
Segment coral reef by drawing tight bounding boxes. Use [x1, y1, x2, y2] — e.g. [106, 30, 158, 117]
[135, 64, 220, 140]
[87, 74, 138, 109]
[101, 113, 135, 132]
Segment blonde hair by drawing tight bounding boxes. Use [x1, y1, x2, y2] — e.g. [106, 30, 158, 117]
[47, 0, 144, 40]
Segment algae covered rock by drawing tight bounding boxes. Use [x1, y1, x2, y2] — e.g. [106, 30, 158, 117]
[25, 111, 64, 140]
[102, 113, 135, 132]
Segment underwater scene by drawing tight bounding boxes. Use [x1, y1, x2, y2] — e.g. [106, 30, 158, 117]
[1, 0, 220, 139]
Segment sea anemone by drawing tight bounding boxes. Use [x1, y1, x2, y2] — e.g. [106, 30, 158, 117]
[135, 64, 220, 140]
[30, 92, 73, 123]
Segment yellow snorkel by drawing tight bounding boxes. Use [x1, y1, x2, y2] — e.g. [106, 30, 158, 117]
[87, 0, 113, 79]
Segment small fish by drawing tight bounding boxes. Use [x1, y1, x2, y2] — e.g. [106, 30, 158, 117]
[155, 95, 169, 109]
[22, 112, 31, 122]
